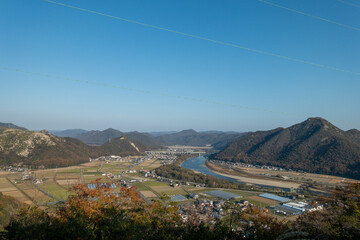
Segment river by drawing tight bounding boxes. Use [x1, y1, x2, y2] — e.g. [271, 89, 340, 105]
[180, 155, 238, 182]
[181, 156, 291, 191]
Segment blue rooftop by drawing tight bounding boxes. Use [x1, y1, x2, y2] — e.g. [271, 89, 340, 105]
[86, 183, 116, 189]
[205, 190, 242, 200]
[259, 193, 291, 202]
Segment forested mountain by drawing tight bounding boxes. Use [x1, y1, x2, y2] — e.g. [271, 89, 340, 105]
[155, 129, 245, 149]
[50, 129, 88, 138]
[0, 127, 146, 168]
[148, 131, 177, 137]
[212, 118, 360, 179]
[0, 127, 97, 167]
[124, 131, 162, 148]
[0, 122, 27, 131]
[101, 136, 148, 155]
[53, 128, 161, 149]
[75, 128, 123, 145]
[51, 127, 241, 149]
[347, 129, 360, 144]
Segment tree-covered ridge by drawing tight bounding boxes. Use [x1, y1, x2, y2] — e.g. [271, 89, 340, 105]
[346, 129, 360, 144]
[53, 127, 244, 149]
[155, 129, 245, 149]
[0, 122, 27, 131]
[74, 128, 124, 145]
[213, 118, 360, 179]
[0, 127, 146, 168]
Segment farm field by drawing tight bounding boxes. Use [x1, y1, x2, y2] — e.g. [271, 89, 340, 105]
[184, 187, 280, 207]
[235, 166, 359, 185]
[0, 156, 290, 209]
[0, 157, 154, 205]
[133, 159, 162, 171]
[207, 162, 301, 189]
[246, 196, 279, 207]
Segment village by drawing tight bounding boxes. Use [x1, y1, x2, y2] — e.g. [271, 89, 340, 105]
[0, 152, 325, 222]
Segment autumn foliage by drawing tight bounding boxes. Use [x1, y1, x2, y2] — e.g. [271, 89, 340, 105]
[7, 181, 182, 240]
[5, 182, 360, 240]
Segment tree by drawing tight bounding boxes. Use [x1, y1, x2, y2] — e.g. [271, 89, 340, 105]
[294, 183, 360, 240]
[7, 180, 182, 240]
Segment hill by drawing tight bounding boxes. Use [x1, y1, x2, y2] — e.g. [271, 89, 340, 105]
[47, 127, 242, 149]
[0, 127, 101, 167]
[50, 129, 88, 138]
[75, 128, 123, 145]
[123, 131, 162, 149]
[101, 136, 148, 155]
[155, 129, 245, 149]
[212, 118, 360, 179]
[0, 122, 27, 131]
[347, 129, 360, 144]
[0, 127, 147, 168]
[148, 131, 177, 137]
[54, 128, 161, 149]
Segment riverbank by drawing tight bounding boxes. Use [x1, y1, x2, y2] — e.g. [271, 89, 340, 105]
[204, 161, 300, 189]
[156, 156, 253, 190]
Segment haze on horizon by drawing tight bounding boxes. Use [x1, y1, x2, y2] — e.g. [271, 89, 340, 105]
[1, 0, 359, 132]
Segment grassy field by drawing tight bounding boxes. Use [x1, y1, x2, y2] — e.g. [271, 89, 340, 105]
[132, 182, 148, 191]
[151, 186, 187, 196]
[133, 159, 162, 171]
[143, 181, 168, 187]
[83, 175, 107, 183]
[238, 166, 358, 185]
[246, 196, 279, 206]
[82, 172, 102, 176]
[38, 182, 72, 200]
[0, 157, 282, 208]
[59, 168, 81, 174]
[126, 172, 143, 178]
[83, 167, 100, 172]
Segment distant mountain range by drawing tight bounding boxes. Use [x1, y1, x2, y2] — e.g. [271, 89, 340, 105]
[0, 127, 146, 168]
[73, 128, 124, 145]
[212, 118, 360, 180]
[51, 128, 244, 149]
[0, 123, 242, 168]
[3, 118, 360, 179]
[155, 129, 246, 149]
[51, 128, 162, 148]
[49, 129, 88, 138]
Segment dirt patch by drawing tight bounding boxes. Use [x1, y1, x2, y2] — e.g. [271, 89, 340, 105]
[151, 186, 174, 191]
[248, 195, 280, 205]
[140, 191, 157, 198]
[24, 189, 49, 201]
[0, 187, 17, 192]
[57, 179, 80, 185]
[2, 190, 28, 201]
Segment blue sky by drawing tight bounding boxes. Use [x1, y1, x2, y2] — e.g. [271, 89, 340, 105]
[1, 0, 359, 131]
